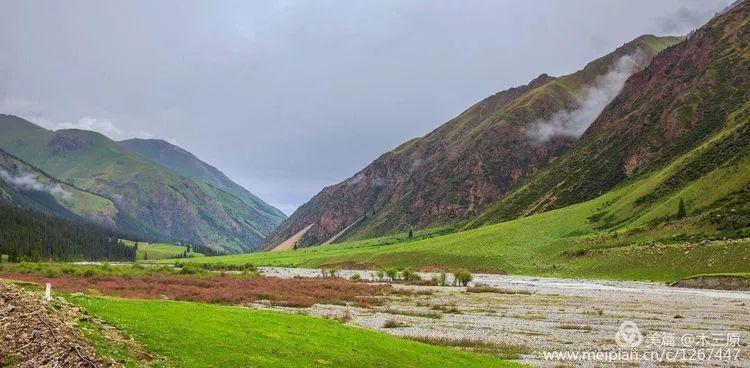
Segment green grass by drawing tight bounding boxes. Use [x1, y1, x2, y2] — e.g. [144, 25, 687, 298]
[163, 178, 750, 282]
[69, 295, 523, 368]
[75, 319, 162, 368]
[0, 262, 204, 278]
[122, 240, 204, 260]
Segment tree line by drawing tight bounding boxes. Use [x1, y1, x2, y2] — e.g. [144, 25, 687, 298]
[0, 204, 135, 262]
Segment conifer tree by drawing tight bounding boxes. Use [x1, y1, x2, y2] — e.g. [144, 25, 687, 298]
[677, 198, 687, 218]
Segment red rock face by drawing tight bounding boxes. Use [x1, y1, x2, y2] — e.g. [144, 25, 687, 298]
[267, 35, 680, 247]
[472, 0, 750, 227]
[586, 1, 750, 180]
[623, 147, 654, 177]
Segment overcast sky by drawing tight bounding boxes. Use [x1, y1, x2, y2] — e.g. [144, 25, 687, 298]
[0, 0, 731, 215]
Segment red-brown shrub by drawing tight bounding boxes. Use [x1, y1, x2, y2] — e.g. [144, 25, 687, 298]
[1, 273, 390, 307]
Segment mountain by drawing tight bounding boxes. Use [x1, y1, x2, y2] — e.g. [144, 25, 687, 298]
[0, 147, 129, 228]
[470, 0, 750, 230]
[219, 1, 749, 278]
[0, 148, 144, 261]
[118, 138, 285, 233]
[0, 115, 282, 252]
[265, 34, 683, 248]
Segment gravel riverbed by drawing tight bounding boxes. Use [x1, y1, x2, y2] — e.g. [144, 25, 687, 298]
[259, 267, 750, 367]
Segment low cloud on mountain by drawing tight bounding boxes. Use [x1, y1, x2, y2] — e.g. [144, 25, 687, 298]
[0, 168, 71, 199]
[525, 51, 646, 142]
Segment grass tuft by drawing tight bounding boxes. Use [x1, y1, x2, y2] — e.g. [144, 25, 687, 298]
[406, 336, 530, 360]
[382, 318, 409, 328]
[381, 308, 442, 319]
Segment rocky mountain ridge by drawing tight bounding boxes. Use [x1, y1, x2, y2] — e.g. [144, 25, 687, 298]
[266, 34, 682, 248]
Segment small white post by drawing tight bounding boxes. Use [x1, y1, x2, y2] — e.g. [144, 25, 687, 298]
[44, 283, 52, 302]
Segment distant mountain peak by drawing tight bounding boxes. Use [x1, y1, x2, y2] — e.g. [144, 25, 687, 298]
[0, 114, 285, 252]
[118, 137, 286, 225]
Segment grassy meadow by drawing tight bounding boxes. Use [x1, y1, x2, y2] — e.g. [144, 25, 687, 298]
[69, 295, 523, 368]
[121, 240, 204, 261]
[160, 176, 750, 282]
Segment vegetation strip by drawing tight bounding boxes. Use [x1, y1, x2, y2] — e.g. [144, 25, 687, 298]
[68, 295, 525, 368]
[0, 271, 390, 308]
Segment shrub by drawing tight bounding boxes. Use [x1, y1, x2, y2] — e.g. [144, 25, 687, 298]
[453, 269, 472, 286]
[351, 273, 361, 282]
[324, 311, 352, 323]
[43, 267, 61, 278]
[376, 270, 385, 281]
[180, 264, 202, 275]
[382, 318, 408, 328]
[439, 273, 447, 286]
[677, 198, 687, 218]
[400, 268, 422, 282]
[384, 268, 398, 281]
[401, 267, 413, 281]
[431, 304, 461, 314]
[321, 267, 340, 278]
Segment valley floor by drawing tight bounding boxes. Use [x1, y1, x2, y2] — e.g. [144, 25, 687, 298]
[3, 263, 748, 367]
[258, 267, 750, 367]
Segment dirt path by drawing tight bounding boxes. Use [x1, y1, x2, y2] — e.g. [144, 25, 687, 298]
[259, 267, 750, 367]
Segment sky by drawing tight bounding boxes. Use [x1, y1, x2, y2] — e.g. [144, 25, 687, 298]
[0, 0, 732, 215]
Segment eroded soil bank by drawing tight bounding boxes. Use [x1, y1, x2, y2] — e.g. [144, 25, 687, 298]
[673, 275, 750, 291]
[0, 281, 112, 367]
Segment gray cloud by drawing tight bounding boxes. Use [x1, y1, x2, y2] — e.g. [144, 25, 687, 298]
[656, 1, 732, 35]
[0, 169, 71, 199]
[0, 0, 732, 214]
[526, 50, 646, 142]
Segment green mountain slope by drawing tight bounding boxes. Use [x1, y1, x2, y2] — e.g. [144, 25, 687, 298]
[266, 34, 682, 248]
[0, 115, 278, 252]
[0, 147, 152, 236]
[175, 1, 750, 281]
[174, 111, 750, 279]
[171, 179, 750, 282]
[471, 0, 750, 229]
[172, 132, 750, 280]
[118, 138, 285, 233]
